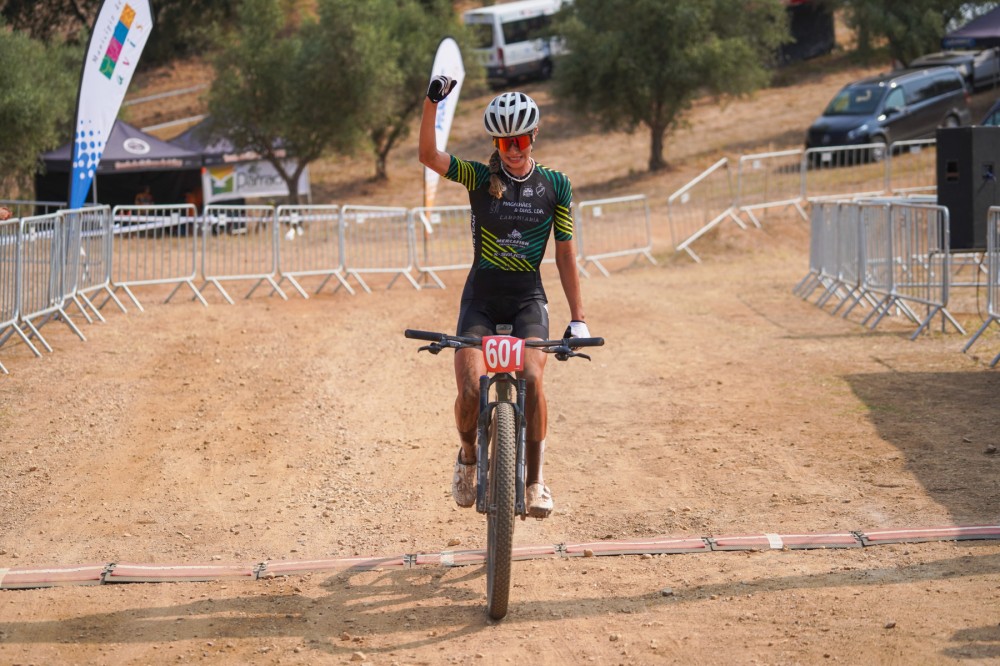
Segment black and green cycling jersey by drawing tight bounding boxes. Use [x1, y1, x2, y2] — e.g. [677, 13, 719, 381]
[444, 154, 573, 301]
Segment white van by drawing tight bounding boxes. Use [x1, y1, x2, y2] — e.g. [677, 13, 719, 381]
[462, 0, 571, 87]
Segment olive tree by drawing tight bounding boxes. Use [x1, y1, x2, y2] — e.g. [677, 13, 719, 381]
[1, 0, 241, 65]
[357, 0, 467, 180]
[554, 0, 789, 171]
[207, 0, 377, 203]
[840, 1, 999, 65]
[0, 23, 78, 195]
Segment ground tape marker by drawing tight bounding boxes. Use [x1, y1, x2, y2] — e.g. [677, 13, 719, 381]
[0, 565, 107, 589]
[7, 526, 1000, 589]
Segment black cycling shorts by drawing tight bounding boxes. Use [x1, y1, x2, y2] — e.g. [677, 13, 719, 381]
[456, 296, 549, 340]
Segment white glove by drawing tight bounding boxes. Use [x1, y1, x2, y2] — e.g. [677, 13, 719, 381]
[563, 320, 590, 339]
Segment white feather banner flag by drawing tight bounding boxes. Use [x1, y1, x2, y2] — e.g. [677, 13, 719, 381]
[424, 37, 465, 209]
[70, 0, 154, 208]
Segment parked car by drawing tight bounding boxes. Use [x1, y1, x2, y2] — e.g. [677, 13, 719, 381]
[907, 48, 1000, 91]
[981, 97, 1000, 125]
[805, 66, 972, 161]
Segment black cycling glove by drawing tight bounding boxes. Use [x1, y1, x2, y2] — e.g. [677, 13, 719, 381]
[426, 75, 457, 103]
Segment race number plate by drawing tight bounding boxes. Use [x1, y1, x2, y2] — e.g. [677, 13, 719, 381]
[482, 336, 525, 373]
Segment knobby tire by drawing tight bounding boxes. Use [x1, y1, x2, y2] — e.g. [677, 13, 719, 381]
[486, 401, 516, 620]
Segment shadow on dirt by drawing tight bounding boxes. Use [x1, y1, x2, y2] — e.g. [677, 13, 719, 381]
[844, 371, 1000, 523]
[945, 623, 1000, 660]
[1, 549, 999, 659]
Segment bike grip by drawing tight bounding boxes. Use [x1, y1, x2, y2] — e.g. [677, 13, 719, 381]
[566, 337, 604, 347]
[405, 329, 444, 341]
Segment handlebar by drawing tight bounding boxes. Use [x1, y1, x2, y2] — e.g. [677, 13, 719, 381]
[404, 328, 604, 360]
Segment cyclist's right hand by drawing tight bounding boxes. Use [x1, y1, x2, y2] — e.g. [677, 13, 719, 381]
[426, 75, 456, 103]
[563, 320, 591, 348]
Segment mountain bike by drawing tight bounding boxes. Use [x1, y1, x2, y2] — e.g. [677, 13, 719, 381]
[404, 326, 604, 620]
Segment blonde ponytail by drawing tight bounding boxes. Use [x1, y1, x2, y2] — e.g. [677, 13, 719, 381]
[488, 150, 506, 199]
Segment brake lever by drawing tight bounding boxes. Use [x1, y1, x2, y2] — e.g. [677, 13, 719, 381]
[551, 345, 592, 361]
[418, 339, 469, 354]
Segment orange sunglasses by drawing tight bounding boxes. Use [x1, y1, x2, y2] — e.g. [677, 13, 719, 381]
[493, 134, 533, 152]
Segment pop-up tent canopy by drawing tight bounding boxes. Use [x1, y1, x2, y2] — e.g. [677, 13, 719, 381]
[37, 117, 311, 207]
[170, 116, 278, 166]
[942, 6, 1000, 50]
[36, 120, 203, 207]
[170, 117, 310, 205]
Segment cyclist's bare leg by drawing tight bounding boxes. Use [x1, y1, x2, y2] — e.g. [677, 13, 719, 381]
[521, 346, 548, 485]
[454, 347, 485, 464]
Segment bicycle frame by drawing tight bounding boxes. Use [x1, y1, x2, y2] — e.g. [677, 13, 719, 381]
[404, 326, 603, 620]
[405, 326, 603, 518]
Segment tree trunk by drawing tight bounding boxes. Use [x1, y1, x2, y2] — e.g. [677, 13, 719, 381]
[266, 154, 304, 205]
[374, 151, 389, 181]
[648, 123, 668, 172]
[285, 178, 300, 206]
[285, 161, 309, 205]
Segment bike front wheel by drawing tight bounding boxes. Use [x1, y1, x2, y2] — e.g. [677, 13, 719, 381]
[486, 401, 517, 620]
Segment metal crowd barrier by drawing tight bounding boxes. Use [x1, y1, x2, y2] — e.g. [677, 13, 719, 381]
[111, 204, 204, 310]
[887, 139, 936, 195]
[803, 144, 887, 202]
[199, 205, 286, 304]
[0, 218, 41, 373]
[66, 206, 126, 321]
[340, 205, 418, 292]
[837, 203, 885, 318]
[796, 201, 879, 319]
[576, 194, 656, 277]
[0, 200, 67, 217]
[793, 200, 832, 299]
[875, 203, 962, 338]
[275, 204, 352, 297]
[856, 201, 896, 327]
[736, 150, 807, 226]
[673, 139, 936, 262]
[410, 205, 473, 289]
[799, 199, 962, 340]
[963, 208, 1000, 365]
[666, 158, 745, 263]
[796, 200, 854, 307]
[1, 137, 981, 372]
[18, 212, 85, 350]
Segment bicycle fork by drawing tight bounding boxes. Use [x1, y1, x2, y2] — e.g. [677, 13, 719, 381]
[475, 373, 528, 517]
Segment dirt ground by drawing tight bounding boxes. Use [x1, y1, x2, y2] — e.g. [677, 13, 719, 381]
[4, 48, 1000, 665]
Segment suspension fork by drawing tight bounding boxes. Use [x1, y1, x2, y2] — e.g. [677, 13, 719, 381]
[514, 376, 527, 517]
[475, 374, 490, 514]
[474, 373, 527, 516]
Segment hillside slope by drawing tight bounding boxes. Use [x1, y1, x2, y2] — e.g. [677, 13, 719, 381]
[123, 48, 1000, 210]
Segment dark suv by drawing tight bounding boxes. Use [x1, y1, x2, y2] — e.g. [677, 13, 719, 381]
[907, 48, 1000, 92]
[805, 67, 972, 155]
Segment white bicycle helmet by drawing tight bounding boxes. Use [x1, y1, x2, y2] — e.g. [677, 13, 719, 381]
[483, 92, 540, 137]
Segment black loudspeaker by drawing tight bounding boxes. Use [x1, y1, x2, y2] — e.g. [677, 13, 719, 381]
[936, 126, 1000, 251]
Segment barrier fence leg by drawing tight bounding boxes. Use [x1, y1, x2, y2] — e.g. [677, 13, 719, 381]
[962, 318, 996, 353]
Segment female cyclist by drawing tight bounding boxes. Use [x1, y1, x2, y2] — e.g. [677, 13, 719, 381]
[418, 76, 590, 518]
